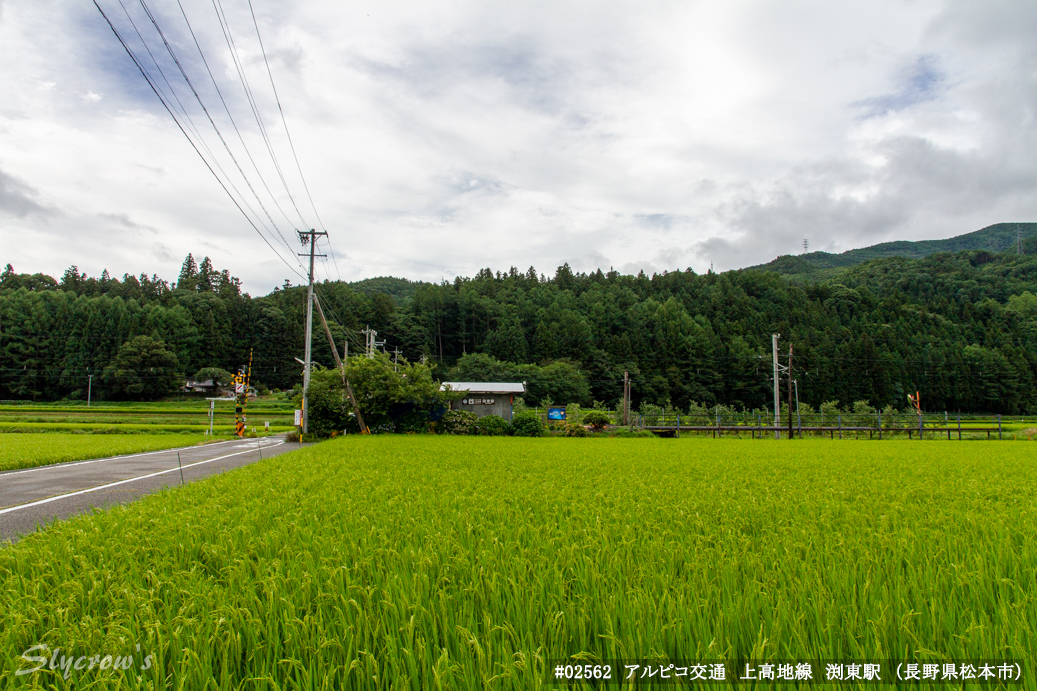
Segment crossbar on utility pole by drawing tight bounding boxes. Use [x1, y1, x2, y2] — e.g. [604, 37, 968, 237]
[298, 228, 327, 437]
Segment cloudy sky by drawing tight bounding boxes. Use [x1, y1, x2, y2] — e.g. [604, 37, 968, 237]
[1, 1, 1035, 294]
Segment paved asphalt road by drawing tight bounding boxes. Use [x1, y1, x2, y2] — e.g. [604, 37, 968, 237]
[0, 436, 303, 544]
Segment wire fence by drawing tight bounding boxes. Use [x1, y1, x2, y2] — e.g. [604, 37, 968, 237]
[530, 407, 1026, 440]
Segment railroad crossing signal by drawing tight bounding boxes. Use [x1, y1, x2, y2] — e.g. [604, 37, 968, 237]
[233, 372, 246, 437]
[234, 350, 253, 437]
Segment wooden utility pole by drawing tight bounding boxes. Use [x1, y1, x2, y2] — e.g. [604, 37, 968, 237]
[623, 371, 630, 426]
[298, 228, 327, 436]
[772, 333, 781, 439]
[787, 344, 794, 439]
[313, 294, 369, 434]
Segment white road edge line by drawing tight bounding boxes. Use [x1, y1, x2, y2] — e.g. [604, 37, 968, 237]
[0, 441, 284, 516]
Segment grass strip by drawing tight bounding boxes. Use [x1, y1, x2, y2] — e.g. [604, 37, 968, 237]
[0, 433, 212, 472]
[0, 422, 294, 434]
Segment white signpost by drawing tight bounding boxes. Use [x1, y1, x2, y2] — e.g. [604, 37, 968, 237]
[206, 396, 235, 437]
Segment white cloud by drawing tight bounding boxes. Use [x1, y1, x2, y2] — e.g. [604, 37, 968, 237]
[0, 0, 1035, 292]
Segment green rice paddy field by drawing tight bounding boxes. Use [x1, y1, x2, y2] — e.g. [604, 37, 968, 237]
[0, 433, 211, 472]
[1, 437, 1035, 689]
[0, 400, 295, 435]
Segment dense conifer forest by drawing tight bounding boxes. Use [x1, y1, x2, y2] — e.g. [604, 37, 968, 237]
[2, 247, 1036, 413]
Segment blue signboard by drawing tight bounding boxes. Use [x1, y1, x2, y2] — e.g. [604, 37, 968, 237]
[547, 406, 566, 421]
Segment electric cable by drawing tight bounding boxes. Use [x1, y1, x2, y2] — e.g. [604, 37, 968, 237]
[133, 0, 301, 265]
[116, 1, 268, 247]
[93, 0, 306, 282]
[148, 0, 303, 265]
[210, 0, 311, 233]
[248, 0, 327, 234]
[247, 1, 343, 283]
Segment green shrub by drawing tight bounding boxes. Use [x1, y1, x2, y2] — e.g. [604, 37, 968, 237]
[563, 422, 589, 437]
[298, 354, 448, 437]
[440, 410, 479, 435]
[476, 415, 511, 436]
[565, 403, 582, 423]
[581, 410, 611, 430]
[511, 411, 545, 437]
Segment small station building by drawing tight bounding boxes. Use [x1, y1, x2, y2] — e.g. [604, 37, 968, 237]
[441, 382, 525, 421]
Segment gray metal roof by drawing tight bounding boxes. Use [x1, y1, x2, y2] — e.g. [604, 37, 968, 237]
[440, 382, 525, 393]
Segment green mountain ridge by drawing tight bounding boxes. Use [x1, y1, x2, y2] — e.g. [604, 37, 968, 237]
[347, 276, 428, 303]
[752, 222, 1037, 276]
[345, 224, 1037, 292]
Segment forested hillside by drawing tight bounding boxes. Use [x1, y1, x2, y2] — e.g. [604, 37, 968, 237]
[2, 249, 1037, 413]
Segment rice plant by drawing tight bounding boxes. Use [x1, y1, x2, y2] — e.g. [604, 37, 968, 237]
[0, 433, 211, 472]
[0, 437, 1034, 689]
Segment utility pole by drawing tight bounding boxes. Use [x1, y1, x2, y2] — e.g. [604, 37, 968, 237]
[803, 239, 809, 254]
[787, 344, 794, 440]
[623, 371, 630, 426]
[361, 326, 377, 357]
[298, 228, 327, 436]
[87, 373, 93, 407]
[772, 334, 781, 439]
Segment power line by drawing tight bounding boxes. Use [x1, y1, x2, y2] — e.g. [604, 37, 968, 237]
[247, 0, 342, 284]
[311, 284, 369, 354]
[117, 1, 284, 262]
[131, 0, 335, 287]
[248, 0, 327, 234]
[93, 0, 305, 282]
[210, 0, 311, 232]
[132, 0, 302, 268]
[162, 0, 302, 264]
[116, 0, 204, 147]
